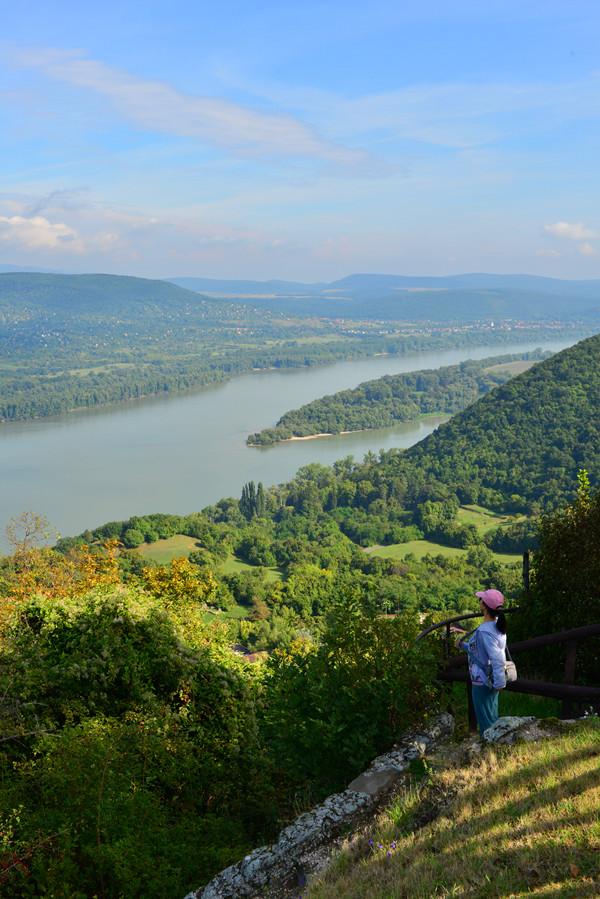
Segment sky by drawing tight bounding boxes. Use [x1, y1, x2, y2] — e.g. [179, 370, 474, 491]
[1, 0, 599, 282]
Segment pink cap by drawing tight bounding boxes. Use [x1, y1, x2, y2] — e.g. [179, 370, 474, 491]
[476, 589, 504, 610]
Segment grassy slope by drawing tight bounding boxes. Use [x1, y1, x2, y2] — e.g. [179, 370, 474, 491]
[309, 718, 600, 898]
[368, 504, 523, 565]
[370, 541, 521, 565]
[137, 534, 200, 564]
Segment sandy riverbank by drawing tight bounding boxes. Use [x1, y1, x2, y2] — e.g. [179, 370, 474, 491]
[287, 430, 359, 441]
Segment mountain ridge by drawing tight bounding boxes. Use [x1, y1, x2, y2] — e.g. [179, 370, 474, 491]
[167, 272, 600, 322]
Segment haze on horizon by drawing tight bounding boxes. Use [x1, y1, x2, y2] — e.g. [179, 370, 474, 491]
[1, 1, 599, 283]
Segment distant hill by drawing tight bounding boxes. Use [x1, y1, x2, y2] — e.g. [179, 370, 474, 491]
[167, 272, 600, 323]
[0, 271, 274, 347]
[347, 287, 597, 322]
[328, 271, 600, 297]
[166, 276, 326, 295]
[0, 271, 215, 318]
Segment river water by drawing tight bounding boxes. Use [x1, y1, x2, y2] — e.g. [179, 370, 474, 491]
[0, 339, 574, 545]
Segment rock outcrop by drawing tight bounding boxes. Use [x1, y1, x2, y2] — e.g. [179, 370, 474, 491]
[483, 714, 576, 744]
[183, 712, 455, 899]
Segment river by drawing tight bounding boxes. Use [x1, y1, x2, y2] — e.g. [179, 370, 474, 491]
[0, 339, 575, 547]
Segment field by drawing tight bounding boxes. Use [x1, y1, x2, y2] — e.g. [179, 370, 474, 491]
[137, 536, 284, 582]
[219, 556, 284, 582]
[137, 537, 283, 624]
[137, 534, 201, 564]
[484, 358, 538, 376]
[368, 505, 524, 565]
[457, 503, 525, 534]
[202, 604, 249, 623]
[369, 539, 521, 566]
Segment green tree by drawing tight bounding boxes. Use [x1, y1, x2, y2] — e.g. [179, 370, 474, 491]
[514, 471, 600, 685]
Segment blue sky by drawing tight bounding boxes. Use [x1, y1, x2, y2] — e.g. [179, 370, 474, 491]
[1, 0, 599, 281]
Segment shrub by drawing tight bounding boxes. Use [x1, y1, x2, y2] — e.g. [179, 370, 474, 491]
[260, 592, 438, 790]
[0, 585, 277, 897]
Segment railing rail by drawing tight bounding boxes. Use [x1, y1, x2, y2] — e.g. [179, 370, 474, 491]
[417, 613, 600, 728]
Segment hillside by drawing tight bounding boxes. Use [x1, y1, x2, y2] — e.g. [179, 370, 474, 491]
[376, 332, 600, 511]
[0, 271, 259, 331]
[299, 718, 600, 899]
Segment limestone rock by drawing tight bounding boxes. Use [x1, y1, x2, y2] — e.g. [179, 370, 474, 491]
[483, 715, 576, 744]
[184, 713, 455, 899]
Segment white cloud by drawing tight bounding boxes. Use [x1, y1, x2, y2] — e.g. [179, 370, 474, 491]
[7, 46, 376, 171]
[230, 69, 600, 150]
[542, 221, 600, 240]
[536, 248, 560, 257]
[0, 215, 84, 252]
[579, 242, 599, 256]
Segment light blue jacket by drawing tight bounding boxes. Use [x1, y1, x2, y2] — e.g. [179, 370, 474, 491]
[461, 620, 507, 690]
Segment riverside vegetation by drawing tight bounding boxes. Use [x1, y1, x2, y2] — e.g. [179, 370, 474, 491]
[0, 271, 592, 422]
[1, 335, 600, 895]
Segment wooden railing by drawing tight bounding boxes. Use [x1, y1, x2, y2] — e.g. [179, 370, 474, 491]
[417, 613, 600, 729]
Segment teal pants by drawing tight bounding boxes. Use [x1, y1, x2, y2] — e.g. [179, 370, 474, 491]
[472, 685, 499, 736]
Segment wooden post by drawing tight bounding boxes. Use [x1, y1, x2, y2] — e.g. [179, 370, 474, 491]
[561, 639, 578, 719]
[522, 551, 530, 595]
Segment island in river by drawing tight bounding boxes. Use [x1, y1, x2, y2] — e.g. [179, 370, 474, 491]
[246, 351, 548, 446]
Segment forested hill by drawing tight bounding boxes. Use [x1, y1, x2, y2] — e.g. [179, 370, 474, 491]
[0, 271, 234, 323]
[387, 332, 600, 511]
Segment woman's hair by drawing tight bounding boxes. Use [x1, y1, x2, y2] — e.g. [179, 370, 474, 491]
[483, 601, 507, 634]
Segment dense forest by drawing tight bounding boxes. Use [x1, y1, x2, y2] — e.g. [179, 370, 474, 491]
[247, 350, 549, 444]
[398, 334, 600, 512]
[0, 272, 591, 421]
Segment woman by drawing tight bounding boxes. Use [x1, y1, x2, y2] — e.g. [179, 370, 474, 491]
[456, 589, 507, 736]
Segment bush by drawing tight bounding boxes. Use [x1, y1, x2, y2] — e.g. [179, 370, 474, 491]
[0, 715, 264, 897]
[0, 585, 277, 897]
[6, 587, 191, 719]
[122, 528, 144, 548]
[260, 592, 438, 790]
